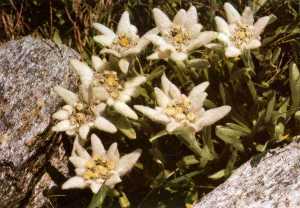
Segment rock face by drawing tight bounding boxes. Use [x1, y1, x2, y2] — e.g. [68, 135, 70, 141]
[194, 142, 300, 208]
[0, 36, 78, 208]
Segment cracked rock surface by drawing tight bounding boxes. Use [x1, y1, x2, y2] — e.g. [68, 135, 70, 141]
[0, 36, 78, 208]
[194, 142, 300, 208]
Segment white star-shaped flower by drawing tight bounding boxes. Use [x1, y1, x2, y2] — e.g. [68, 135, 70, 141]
[134, 74, 231, 135]
[215, 2, 270, 57]
[70, 57, 146, 120]
[62, 134, 142, 193]
[93, 11, 158, 73]
[146, 5, 217, 62]
[52, 86, 117, 141]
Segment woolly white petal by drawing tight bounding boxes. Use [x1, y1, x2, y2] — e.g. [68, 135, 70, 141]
[254, 16, 270, 36]
[173, 9, 186, 25]
[100, 48, 121, 57]
[161, 74, 181, 99]
[73, 139, 91, 160]
[107, 143, 120, 163]
[62, 176, 87, 190]
[122, 47, 140, 57]
[93, 23, 116, 37]
[196, 106, 231, 130]
[117, 149, 142, 176]
[217, 33, 231, 45]
[70, 59, 94, 86]
[146, 34, 170, 49]
[189, 82, 209, 110]
[52, 109, 70, 120]
[91, 134, 106, 156]
[215, 16, 230, 35]
[94, 116, 117, 133]
[92, 103, 107, 116]
[189, 82, 209, 98]
[124, 76, 146, 88]
[186, 31, 217, 52]
[105, 174, 122, 188]
[187, 23, 203, 38]
[92, 86, 110, 102]
[124, 28, 159, 56]
[245, 39, 262, 50]
[170, 51, 188, 62]
[90, 181, 103, 194]
[69, 156, 87, 168]
[118, 58, 130, 74]
[191, 92, 207, 113]
[93, 35, 114, 47]
[118, 88, 135, 103]
[152, 8, 172, 33]
[75, 168, 86, 175]
[154, 87, 170, 108]
[54, 86, 78, 106]
[119, 77, 146, 102]
[79, 123, 90, 140]
[186, 5, 198, 26]
[241, 7, 254, 25]
[52, 120, 73, 132]
[147, 52, 160, 60]
[129, 24, 138, 34]
[113, 102, 138, 120]
[166, 121, 181, 133]
[134, 105, 170, 124]
[62, 105, 73, 114]
[224, 2, 241, 24]
[92, 55, 106, 72]
[225, 46, 242, 57]
[117, 11, 131, 35]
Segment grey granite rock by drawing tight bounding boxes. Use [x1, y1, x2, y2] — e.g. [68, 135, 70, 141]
[194, 142, 300, 208]
[0, 36, 78, 208]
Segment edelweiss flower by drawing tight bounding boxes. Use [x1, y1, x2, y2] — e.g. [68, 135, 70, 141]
[70, 57, 146, 120]
[93, 11, 158, 73]
[62, 134, 142, 193]
[147, 5, 217, 62]
[215, 2, 270, 57]
[52, 86, 117, 140]
[134, 74, 231, 135]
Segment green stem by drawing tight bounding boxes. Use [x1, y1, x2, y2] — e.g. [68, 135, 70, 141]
[87, 185, 109, 208]
[178, 132, 203, 158]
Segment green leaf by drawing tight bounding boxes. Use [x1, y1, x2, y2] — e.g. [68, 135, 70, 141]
[113, 116, 136, 139]
[216, 126, 244, 152]
[225, 123, 251, 135]
[149, 130, 168, 143]
[289, 63, 300, 110]
[182, 155, 200, 166]
[208, 169, 226, 180]
[52, 30, 62, 45]
[119, 192, 130, 208]
[264, 93, 276, 123]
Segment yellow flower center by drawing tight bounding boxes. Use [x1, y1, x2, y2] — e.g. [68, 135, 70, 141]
[164, 97, 196, 122]
[83, 155, 115, 180]
[118, 35, 131, 47]
[69, 103, 94, 126]
[93, 71, 124, 99]
[232, 24, 254, 48]
[167, 24, 191, 50]
[114, 34, 138, 49]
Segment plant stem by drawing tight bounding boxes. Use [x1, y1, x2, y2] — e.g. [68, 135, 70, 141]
[178, 132, 203, 158]
[87, 185, 109, 208]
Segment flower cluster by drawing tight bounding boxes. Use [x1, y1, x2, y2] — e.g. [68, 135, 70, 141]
[62, 134, 141, 193]
[52, 2, 272, 194]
